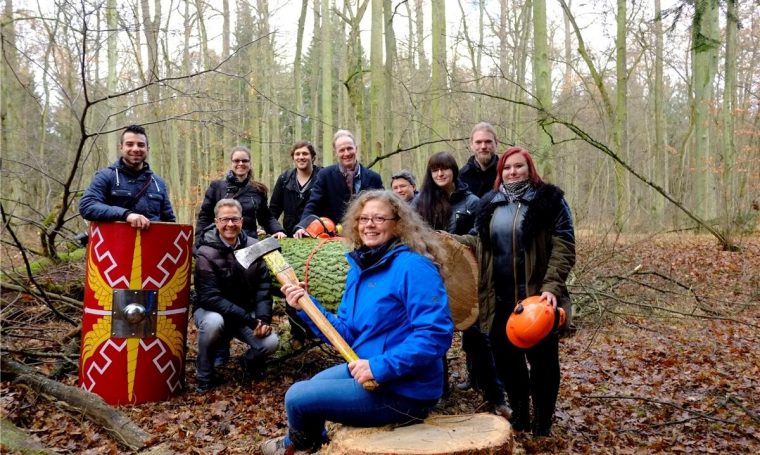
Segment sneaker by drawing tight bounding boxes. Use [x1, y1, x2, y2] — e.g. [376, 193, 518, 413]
[260, 436, 306, 455]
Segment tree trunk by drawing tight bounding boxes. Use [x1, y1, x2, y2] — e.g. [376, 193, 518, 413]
[532, 0, 553, 179]
[382, 0, 396, 174]
[431, 0, 449, 141]
[692, 0, 720, 219]
[653, 0, 667, 224]
[721, 0, 738, 234]
[326, 413, 513, 454]
[370, 0, 383, 162]
[613, 0, 628, 231]
[320, 0, 334, 162]
[293, 0, 309, 140]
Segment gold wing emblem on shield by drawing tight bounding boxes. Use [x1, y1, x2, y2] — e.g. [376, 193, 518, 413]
[156, 254, 190, 358]
[81, 254, 114, 364]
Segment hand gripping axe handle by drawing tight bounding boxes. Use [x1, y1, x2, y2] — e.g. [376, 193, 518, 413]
[235, 237, 379, 391]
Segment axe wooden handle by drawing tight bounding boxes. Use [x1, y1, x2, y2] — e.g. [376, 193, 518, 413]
[262, 251, 379, 391]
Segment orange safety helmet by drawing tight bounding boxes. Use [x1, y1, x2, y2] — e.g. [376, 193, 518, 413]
[304, 216, 337, 238]
[506, 295, 566, 349]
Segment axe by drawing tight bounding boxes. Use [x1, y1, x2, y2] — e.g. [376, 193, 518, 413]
[235, 237, 379, 391]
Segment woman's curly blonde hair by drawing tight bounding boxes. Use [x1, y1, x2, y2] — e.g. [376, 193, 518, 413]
[341, 190, 447, 269]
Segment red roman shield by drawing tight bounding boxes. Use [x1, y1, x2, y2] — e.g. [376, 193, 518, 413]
[79, 221, 193, 405]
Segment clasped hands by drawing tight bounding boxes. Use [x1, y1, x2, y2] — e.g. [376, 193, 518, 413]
[243, 313, 272, 337]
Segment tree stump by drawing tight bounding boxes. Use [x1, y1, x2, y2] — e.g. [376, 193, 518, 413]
[325, 413, 513, 455]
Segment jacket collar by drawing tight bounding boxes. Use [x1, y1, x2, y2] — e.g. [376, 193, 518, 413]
[199, 225, 248, 251]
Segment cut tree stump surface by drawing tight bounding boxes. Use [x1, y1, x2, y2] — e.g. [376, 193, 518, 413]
[325, 413, 513, 455]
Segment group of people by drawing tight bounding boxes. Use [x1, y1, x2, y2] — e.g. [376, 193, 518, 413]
[79, 121, 575, 453]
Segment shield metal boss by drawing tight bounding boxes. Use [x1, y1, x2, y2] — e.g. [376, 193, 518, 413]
[111, 289, 158, 338]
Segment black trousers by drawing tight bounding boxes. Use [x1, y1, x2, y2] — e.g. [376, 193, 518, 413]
[461, 324, 506, 405]
[490, 310, 560, 432]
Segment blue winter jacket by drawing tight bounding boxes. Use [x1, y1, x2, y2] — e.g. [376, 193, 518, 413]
[79, 159, 175, 222]
[299, 243, 453, 401]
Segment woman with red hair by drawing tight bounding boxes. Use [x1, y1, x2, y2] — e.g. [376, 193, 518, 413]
[463, 146, 575, 436]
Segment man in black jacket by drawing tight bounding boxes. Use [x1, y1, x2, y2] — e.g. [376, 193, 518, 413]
[193, 199, 279, 393]
[293, 130, 383, 237]
[459, 122, 500, 198]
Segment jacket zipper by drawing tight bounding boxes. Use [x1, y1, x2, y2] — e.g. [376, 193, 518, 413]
[512, 202, 522, 304]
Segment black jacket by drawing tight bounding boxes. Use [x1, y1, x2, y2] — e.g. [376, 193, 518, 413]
[459, 154, 499, 198]
[195, 171, 284, 239]
[471, 183, 575, 332]
[297, 163, 383, 227]
[193, 228, 273, 325]
[412, 181, 480, 235]
[269, 166, 322, 236]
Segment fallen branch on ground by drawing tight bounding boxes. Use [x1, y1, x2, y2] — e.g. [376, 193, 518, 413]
[1, 357, 151, 451]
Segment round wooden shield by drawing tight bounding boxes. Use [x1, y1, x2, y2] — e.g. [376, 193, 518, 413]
[436, 232, 479, 331]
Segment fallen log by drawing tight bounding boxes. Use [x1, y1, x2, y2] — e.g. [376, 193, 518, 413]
[1, 357, 151, 451]
[325, 413, 513, 455]
[1, 417, 53, 454]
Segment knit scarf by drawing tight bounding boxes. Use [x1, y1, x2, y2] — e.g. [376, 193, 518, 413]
[500, 180, 531, 203]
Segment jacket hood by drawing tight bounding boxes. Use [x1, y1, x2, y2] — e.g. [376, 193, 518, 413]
[109, 158, 153, 176]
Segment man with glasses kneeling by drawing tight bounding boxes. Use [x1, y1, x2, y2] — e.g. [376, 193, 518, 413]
[193, 198, 279, 393]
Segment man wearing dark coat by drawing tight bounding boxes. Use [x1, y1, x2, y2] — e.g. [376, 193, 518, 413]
[293, 130, 383, 237]
[193, 198, 279, 393]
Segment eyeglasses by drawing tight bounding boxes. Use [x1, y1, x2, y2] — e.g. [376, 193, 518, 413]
[358, 215, 399, 225]
[232, 159, 250, 164]
[216, 216, 243, 224]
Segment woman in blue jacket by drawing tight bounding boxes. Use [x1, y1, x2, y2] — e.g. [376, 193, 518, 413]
[261, 190, 454, 454]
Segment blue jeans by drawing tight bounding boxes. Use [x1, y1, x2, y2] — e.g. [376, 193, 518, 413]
[194, 308, 279, 382]
[284, 364, 437, 451]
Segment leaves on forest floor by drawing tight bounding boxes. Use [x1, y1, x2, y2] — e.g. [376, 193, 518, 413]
[1, 233, 759, 454]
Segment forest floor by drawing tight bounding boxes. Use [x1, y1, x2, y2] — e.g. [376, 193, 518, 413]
[1, 233, 759, 454]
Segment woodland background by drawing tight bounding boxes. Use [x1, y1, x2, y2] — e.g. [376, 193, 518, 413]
[1, 0, 759, 453]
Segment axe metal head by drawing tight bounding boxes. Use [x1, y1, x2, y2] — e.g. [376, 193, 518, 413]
[234, 236, 282, 269]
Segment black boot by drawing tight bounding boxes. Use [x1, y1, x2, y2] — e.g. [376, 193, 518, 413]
[531, 399, 553, 436]
[238, 356, 266, 382]
[508, 398, 530, 432]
